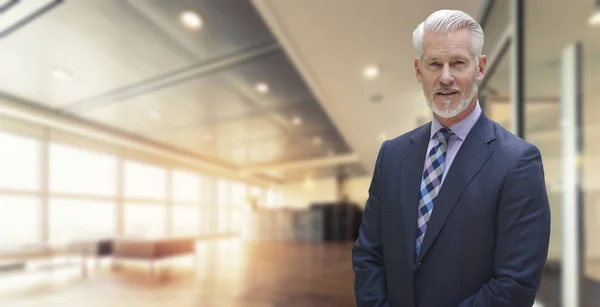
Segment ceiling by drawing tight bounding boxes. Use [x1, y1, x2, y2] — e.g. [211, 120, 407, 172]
[1, 0, 598, 187]
[0, 0, 362, 183]
[251, 0, 600, 189]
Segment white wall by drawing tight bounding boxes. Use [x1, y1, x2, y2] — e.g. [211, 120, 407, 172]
[344, 175, 371, 209]
[280, 177, 337, 208]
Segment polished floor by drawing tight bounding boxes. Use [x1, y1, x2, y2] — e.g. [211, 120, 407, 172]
[1, 241, 356, 307]
[1, 241, 599, 307]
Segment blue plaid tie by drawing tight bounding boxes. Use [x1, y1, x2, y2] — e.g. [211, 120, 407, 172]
[415, 128, 452, 256]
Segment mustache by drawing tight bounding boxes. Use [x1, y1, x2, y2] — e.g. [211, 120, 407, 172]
[433, 85, 461, 92]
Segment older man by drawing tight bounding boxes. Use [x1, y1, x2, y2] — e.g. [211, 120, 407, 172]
[352, 9, 551, 307]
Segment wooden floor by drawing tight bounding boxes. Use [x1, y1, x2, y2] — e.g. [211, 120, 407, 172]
[1, 241, 599, 307]
[0, 241, 356, 307]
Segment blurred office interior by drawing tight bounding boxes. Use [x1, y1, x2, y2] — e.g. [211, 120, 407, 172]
[0, 0, 598, 306]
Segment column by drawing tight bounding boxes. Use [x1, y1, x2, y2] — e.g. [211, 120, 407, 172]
[561, 41, 584, 307]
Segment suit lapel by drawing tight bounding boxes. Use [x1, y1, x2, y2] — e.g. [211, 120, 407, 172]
[399, 123, 430, 271]
[415, 113, 496, 265]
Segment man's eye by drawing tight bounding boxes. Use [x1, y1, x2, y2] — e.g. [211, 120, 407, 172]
[429, 62, 441, 67]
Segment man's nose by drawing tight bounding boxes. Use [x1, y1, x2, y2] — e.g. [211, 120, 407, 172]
[439, 65, 454, 84]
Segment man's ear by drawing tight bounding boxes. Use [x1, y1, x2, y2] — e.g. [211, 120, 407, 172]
[477, 55, 487, 81]
[414, 58, 422, 83]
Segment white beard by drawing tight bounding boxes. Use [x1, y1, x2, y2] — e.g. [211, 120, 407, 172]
[425, 81, 477, 118]
[423, 68, 480, 119]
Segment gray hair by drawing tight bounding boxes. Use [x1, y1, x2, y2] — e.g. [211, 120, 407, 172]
[413, 9, 484, 60]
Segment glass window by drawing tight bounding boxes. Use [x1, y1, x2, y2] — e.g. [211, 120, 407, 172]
[200, 175, 216, 206]
[218, 207, 229, 233]
[230, 208, 246, 234]
[124, 161, 166, 200]
[49, 143, 117, 196]
[0, 196, 39, 249]
[216, 179, 231, 233]
[124, 203, 166, 239]
[230, 182, 247, 208]
[49, 198, 115, 245]
[199, 206, 216, 235]
[172, 204, 199, 237]
[217, 179, 231, 207]
[172, 170, 200, 203]
[0, 132, 40, 191]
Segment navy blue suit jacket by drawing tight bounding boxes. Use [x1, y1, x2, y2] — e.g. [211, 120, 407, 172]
[352, 113, 551, 307]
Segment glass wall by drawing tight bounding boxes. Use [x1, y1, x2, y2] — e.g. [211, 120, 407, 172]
[172, 169, 200, 237]
[49, 199, 115, 244]
[0, 116, 273, 251]
[482, 0, 600, 289]
[0, 195, 39, 248]
[49, 143, 117, 196]
[580, 15, 600, 282]
[521, 0, 599, 284]
[0, 132, 40, 192]
[0, 131, 41, 249]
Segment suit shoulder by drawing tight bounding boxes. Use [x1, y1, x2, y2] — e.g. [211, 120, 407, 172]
[490, 120, 541, 159]
[369, 123, 428, 170]
[387, 122, 429, 149]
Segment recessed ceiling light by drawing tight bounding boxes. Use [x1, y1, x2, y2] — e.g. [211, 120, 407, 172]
[51, 67, 72, 80]
[292, 116, 303, 126]
[255, 82, 269, 94]
[312, 136, 322, 145]
[363, 65, 380, 79]
[589, 11, 600, 26]
[180, 10, 203, 30]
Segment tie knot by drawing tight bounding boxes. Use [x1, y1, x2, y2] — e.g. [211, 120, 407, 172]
[437, 128, 452, 145]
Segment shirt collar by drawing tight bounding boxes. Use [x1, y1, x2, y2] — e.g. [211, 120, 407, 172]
[430, 100, 482, 141]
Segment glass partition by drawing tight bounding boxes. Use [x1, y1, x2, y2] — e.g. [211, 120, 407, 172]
[49, 199, 115, 244]
[0, 132, 40, 191]
[49, 143, 117, 196]
[0, 196, 39, 249]
[124, 161, 167, 200]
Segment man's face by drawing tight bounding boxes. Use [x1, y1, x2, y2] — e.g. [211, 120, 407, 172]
[414, 29, 486, 119]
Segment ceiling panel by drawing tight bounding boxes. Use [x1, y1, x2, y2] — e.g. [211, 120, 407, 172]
[80, 74, 254, 134]
[0, 0, 360, 181]
[79, 49, 323, 132]
[0, 0, 196, 107]
[273, 102, 338, 135]
[221, 50, 318, 109]
[125, 0, 277, 60]
[151, 123, 350, 166]
[213, 115, 283, 143]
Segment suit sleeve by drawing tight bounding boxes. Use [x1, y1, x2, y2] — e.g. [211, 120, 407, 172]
[457, 144, 552, 307]
[352, 140, 389, 307]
